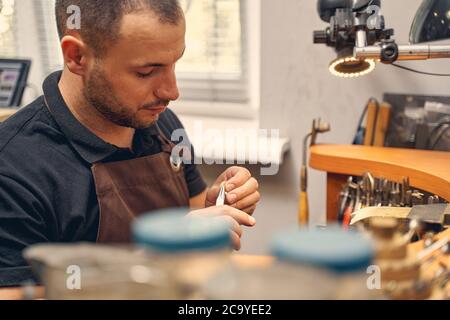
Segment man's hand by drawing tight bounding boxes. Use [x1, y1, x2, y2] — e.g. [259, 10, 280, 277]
[188, 205, 256, 250]
[205, 167, 261, 215]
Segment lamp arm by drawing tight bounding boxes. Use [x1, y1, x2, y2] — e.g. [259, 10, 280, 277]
[354, 44, 450, 63]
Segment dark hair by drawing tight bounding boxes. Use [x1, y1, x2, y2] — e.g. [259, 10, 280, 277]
[55, 0, 183, 55]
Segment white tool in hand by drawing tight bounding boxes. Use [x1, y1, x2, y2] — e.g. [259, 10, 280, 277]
[216, 182, 227, 206]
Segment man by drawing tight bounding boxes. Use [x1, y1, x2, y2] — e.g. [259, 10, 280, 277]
[0, 0, 260, 287]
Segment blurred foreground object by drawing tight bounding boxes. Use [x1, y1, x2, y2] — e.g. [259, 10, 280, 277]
[133, 208, 233, 299]
[359, 216, 450, 299]
[24, 244, 165, 300]
[23, 208, 233, 300]
[207, 226, 379, 300]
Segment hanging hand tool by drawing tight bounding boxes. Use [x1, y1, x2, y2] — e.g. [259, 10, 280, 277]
[381, 178, 391, 206]
[374, 178, 383, 206]
[411, 190, 425, 206]
[354, 180, 363, 212]
[338, 177, 353, 221]
[390, 183, 401, 207]
[362, 172, 375, 207]
[343, 184, 357, 230]
[298, 118, 331, 226]
[401, 177, 410, 207]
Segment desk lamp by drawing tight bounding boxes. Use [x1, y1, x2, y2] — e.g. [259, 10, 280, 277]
[313, 0, 450, 77]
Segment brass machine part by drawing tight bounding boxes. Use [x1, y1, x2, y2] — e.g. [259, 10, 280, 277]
[367, 217, 434, 300]
[377, 252, 421, 282]
[368, 217, 409, 260]
[380, 266, 434, 300]
[383, 278, 433, 300]
[369, 217, 400, 240]
[375, 235, 408, 260]
[377, 249, 430, 300]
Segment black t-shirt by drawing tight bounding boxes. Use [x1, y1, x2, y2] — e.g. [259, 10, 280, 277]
[0, 71, 207, 287]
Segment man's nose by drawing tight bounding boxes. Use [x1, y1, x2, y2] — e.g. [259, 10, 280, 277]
[155, 68, 180, 101]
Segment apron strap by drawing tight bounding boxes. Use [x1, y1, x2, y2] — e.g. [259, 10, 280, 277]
[153, 124, 184, 173]
[153, 124, 175, 154]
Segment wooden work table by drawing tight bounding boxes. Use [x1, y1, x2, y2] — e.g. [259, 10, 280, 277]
[309, 144, 450, 221]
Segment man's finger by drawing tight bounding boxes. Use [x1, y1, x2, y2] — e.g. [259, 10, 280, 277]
[225, 167, 251, 192]
[222, 206, 256, 227]
[227, 178, 259, 204]
[189, 206, 256, 227]
[218, 215, 243, 237]
[208, 206, 256, 227]
[205, 185, 221, 206]
[241, 204, 257, 216]
[231, 192, 260, 211]
[230, 231, 241, 251]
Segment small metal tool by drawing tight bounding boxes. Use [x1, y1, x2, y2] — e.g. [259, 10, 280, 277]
[362, 172, 375, 207]
[405, 189, 413, 207]
[418, 236, 450, 261]
[374, 178, 383, 206]
[400, 177, 408, 207]
[354, 182, 362, 212]
[342, 192, 356, 229]
[428, 195, 436, 205]
[216, 182, 227, 206]
[411, 190, 425, 206]
[382, 179, 391, 206]
[391, 182, 401, 207]
[338, 177, 353, 220]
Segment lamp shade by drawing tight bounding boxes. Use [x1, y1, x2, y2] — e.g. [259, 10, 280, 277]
[410, 0, 450, 43]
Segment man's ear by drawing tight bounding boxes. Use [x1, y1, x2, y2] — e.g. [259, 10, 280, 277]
[60, 35, 90, 76]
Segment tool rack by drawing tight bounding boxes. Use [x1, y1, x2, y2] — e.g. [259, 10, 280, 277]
[309, 144, 450, 222]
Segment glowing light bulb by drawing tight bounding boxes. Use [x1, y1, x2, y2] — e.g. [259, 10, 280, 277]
[329, 56, 376, 78]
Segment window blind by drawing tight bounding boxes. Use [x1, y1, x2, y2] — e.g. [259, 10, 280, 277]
[0, 0, 17, 57]
[34, 0, 63, 76]
[177, 0, 248, 103]
[34, 0, 248, 103]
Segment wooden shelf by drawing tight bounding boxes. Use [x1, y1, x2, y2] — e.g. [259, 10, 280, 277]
[309, 144, 450, 221]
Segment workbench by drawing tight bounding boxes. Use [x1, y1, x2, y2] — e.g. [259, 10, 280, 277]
[309, 144, 450, 221]
[309, 144, 449, 299]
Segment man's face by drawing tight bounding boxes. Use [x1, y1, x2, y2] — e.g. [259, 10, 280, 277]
[83, 10, 186, 129]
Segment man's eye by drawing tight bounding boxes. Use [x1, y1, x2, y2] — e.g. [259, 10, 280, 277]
[136, 71, 154, 78]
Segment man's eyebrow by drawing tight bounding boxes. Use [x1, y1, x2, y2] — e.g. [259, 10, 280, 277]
[135, 47, 186, 68]
[137, 62, 164, 68]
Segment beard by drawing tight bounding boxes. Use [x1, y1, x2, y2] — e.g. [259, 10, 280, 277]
[83, 63, 166, 129]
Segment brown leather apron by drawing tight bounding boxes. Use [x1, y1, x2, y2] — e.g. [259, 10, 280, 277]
[91, 126, 190, 243]
[43, 96, 190, 243]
